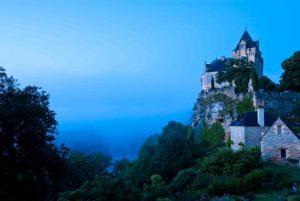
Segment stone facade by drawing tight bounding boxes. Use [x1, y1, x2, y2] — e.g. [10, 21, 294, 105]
[201, 30, 263, 92]
[229, 110, 273, 151]
[232, 30, 263, 78]
[231, 126, 269, 151]
[261, 118, 300, 166]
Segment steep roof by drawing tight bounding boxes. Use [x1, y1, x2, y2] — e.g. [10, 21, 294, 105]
[260, 118, 300, 140]
[233, 30, 258, 51]
[205, 58, 228, 73]
[230, 112, 275, 127]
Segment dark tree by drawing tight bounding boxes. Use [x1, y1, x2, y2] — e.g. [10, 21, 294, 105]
[134, 122, 203, 185]
[64, 151, 112, 190]
[216, 58, 257, 93]
[0, 67, 64, 201]
[250, 67, 258, 91]
[211, 76, 215, 90]
[258, 76, 277, 91]
[280, 51, 300, 91]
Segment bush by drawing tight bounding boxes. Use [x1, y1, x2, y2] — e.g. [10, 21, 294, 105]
[169, 168, 197, 196]
[200, 123, 225, 149]
[207, 176, 244, 196]
[199, 148, 261, 177]
[288, 195, 300, 201]
[244, 169, 267, 191]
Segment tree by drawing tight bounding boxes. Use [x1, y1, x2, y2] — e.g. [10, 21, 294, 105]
[58, 175, 140, 201]
[199, 122, 225, 149]
[236, 96, 255, 115]
[64, 151, 112, 189]
[0, 67, 65, 201]
[250, 68, 258, 91]
[258, 76, 277, 91]
[211, 76, 215, 90]
[280, 51, 300, 91]
[134, 122, 203, 184]
[216, 58, 257, 93]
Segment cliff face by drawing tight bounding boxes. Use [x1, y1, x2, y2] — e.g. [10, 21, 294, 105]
[192, 87, 300, 134]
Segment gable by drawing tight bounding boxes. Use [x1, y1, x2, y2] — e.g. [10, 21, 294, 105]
[261, 119, 300, 142]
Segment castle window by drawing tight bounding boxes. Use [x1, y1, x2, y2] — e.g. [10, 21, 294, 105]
[277, 125, 282, 135]
[280, 149, 286, 158]
[249, 49, 251, 51]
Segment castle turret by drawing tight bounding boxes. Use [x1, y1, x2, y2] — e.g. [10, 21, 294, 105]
[232, 30, 263, 78]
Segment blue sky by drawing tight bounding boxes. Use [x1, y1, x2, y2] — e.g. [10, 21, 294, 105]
[0, 0, 299, 158]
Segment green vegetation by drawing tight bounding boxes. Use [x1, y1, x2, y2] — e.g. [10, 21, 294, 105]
[200, 122, 225, 148]
[216, 58, 257, 93]
[280, 51, 300, 92]
[2, 51, 300, 201]
[258, 76, 279, 91]
[236, 95, 255, 115]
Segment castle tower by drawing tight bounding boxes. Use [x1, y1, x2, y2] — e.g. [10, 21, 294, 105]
[232, 30, 264, 78]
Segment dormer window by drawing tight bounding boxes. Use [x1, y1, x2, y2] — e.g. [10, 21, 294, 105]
[277, 125, 282, 135]
[240, 44, 245, 49]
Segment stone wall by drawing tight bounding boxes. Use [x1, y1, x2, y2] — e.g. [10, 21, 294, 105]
[261, 118, 300, 166]
[192, 88, 300, 131]
[230, 126, 245, 151]
[254, 90, 300, 117]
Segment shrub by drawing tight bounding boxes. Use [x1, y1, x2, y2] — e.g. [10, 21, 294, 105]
[169, 168, 197, 196]
[244, 169, 267, 191]
[287, 195, 300, 201]
[207, 176, 244, 196]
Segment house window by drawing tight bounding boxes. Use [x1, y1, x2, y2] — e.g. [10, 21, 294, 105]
[277, 125, 282, 135]
[280, 149, 286, 158]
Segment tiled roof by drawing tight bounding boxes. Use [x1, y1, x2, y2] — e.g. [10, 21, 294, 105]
[230, 112, 275, 127]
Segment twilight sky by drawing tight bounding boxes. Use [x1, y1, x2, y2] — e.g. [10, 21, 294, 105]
[0, 0, 299, 158]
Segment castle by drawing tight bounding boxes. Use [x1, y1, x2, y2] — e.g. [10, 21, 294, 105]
[193, 30, 300, 166]
[201, 30, 263, 92]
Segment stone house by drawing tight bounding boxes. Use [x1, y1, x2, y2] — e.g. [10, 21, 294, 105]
[230, 107, 275, 151]
[260, 118, 300, 166]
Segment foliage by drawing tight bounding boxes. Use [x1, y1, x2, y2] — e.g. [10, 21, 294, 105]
[251, 67, 259, 91]
[207, 176, 244, 195]
[58, 175, 140, 201]
[135, 121, 203, 184]
[199, 122, 225, 149]
[169, 168, 197, 196]
[187, 126, 194, 141]
[236, 95, 255, 115]
[280, 51, 300, 91]
[244, 169, 267, 191]
[134, 134, 159, 185]
[259, 76, 278, 91]
[142, 174, 168, 201]
[198, 148, 261, 177]
[287, 195, 300, 201]
[0, 67, 66, 201]
[63, 151, 112, 189]
[216, 58, 257, 93]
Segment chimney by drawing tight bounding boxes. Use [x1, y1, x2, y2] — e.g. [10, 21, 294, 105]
[257, 106, 264, 127]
